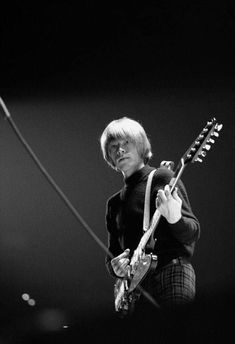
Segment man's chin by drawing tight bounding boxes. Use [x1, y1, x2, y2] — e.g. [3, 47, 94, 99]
[116, 158, 128, 168]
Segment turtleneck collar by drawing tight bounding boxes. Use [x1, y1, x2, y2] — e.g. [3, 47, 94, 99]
[124, 165, 155, 186]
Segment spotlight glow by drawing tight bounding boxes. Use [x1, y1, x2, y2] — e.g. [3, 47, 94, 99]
[22, 293, 30, 301]
[28, 298, 36, 306]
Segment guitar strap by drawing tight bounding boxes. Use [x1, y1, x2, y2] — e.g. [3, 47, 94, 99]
[143, 169, 156, 232]
[143, 161, 174, 232]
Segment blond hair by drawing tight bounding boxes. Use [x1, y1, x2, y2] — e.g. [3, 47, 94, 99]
[100, 117, 152, 169]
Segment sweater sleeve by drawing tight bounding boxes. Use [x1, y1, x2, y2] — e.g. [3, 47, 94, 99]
[152, 167, 200, 245]
[168, 178, 200, 244]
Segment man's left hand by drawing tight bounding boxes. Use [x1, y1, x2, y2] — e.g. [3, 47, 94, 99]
[156, 185, 182, 224]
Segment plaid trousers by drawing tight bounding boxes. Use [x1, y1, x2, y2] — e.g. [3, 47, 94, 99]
[141, 258, 196, 309]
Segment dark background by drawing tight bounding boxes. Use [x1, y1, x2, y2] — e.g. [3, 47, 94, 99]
[0, 1, 234, 342]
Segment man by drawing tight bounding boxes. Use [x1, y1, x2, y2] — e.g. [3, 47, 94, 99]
[100, 117, 200, 311]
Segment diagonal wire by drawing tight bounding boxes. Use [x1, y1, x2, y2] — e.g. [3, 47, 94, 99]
[0, 96, 160, 310]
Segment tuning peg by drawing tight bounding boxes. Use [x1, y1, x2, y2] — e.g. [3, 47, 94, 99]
[207, 138, 215, 144]
[208, 117, 217, 125]
[202, 128, 209, 133]
[204, 144, 211, 151]
[190, 147, 196, 152]
[187, 154, 192, 159]
[212, 131, 219, 137]
[215, 123, 223, 131]
[194, 140, 200, 146]
[200, 151, 207, 158]
[195, 157, 203, 163]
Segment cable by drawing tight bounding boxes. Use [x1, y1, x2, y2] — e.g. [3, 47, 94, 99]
[0, 97, 111, 257]
[0, 96, 160, 310]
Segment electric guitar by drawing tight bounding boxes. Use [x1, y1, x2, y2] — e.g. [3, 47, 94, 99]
[114, 117, 223, 315]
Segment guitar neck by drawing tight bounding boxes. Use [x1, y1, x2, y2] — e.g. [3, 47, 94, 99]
[136, 117, 223, 253]
[138, 160, 186, 251]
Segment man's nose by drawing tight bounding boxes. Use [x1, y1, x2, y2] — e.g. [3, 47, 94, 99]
[117, 146, 125, 155]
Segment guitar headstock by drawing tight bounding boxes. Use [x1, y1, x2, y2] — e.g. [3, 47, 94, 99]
[183, 117, 223, 165]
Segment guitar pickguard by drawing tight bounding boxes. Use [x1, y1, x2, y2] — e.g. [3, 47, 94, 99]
[129, 254, 152, 292]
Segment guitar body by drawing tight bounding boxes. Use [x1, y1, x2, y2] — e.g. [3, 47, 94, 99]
[114, 278, 136, 315]
[114, 253, 158, 314]
[129, 253, 157, 292]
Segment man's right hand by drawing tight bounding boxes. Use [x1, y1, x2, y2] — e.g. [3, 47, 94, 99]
[111, 249, 130, 277]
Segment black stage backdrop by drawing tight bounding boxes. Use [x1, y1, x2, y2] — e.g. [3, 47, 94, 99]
[0, 2, 234, 343]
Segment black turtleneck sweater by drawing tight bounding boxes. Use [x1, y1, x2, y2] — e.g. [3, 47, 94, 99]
[105, 165, 200, 277]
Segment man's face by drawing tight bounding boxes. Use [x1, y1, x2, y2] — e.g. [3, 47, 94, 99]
[108, 139, 144, 177]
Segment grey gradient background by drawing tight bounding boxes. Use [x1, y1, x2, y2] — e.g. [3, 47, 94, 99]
[0, 2, 234, 342]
